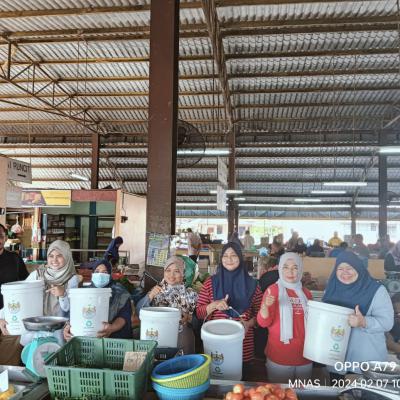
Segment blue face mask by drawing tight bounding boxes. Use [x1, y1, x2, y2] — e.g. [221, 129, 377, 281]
[92, 272, 110, 288]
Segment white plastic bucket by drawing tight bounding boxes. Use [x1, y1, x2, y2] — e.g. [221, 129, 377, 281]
[201, 319, 245, 380]
[1, 280, 44, 335]
[303, 300, 353, 366]
[69, 288, 112, 336]
[139, 307, 181, 347]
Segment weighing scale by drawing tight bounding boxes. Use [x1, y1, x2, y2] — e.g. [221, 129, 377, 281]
[21, 317, 68, 378]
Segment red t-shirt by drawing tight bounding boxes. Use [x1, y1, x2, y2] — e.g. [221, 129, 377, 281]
[257, 283, 312, 366]
[196, 277, 262, 362]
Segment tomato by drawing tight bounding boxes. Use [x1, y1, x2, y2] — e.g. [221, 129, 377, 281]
[248, 388, 257, 396]
[255, 386, 270, 396]
[265, 395, 279, 400]
[249, 393, 264, 400]
[233, 384, 245, 394]
[284, 388, 298, 400]
[231, 394, 244, 400]
[273, 388, 285, 399]
[264, 383, 277, 391]
[226, 392, 234, 400]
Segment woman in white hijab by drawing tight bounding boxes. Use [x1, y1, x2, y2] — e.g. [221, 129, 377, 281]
[0, 240, 79, 345]
[257, 252, 313, 383]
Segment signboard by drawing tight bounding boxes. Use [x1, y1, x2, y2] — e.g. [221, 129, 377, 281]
[217, 157, 228, 186]
[7, 158, 32, 184]
[146, 232, 172, 267]
[217, 184, 226, 212]
[22, 190, 71, 208]
[6, 184, 22, 208]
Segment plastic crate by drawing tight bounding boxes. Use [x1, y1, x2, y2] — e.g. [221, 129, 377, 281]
[45, 337, 157, 400]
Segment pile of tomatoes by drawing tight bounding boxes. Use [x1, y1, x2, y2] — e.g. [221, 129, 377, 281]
[224, 383, 298, 400]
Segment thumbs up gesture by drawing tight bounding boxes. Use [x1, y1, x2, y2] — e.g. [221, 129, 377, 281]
[348, 305, 366, 328]
[264, 288, 276, 307]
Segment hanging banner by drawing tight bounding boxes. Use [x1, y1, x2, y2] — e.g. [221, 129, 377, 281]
[7, 158, 32, 184]
[21, 190, 71, 208]
[217, 157, 228, 186]
[217, 184, 226, 212]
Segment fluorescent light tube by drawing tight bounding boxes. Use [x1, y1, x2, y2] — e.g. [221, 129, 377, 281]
[311, 190, 347, 195]
[294, 198, 322, 202]
[176, 203, 217, 207]
[209, 189, 243, 194]
[70, 172, 89, 181]
[379, 146, 400, 154]
[178, 149, 229, 155]
[323, 182, 367, 187]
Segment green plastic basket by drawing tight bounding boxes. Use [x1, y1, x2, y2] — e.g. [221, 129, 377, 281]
[45, 337, 157, 400]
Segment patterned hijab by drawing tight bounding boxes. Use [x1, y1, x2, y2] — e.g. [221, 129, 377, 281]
[152, 256, 198, 316]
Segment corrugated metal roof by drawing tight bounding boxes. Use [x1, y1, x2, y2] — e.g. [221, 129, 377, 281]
[0, 0, 398, 216]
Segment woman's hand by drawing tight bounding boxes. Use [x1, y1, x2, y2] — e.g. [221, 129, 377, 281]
[0, 319, 9, 336]
[263, 288, 275, 308]
[97, 322, 114, 338]
[259, 288, 275, 319]
[180, 313, 191, 326]
[206, 295, 229, 314]
[348, 305, 366, 328]
[241, 318, 255, 334]
[48, 285, 65, 298]
[148, 285, 163, 301]
[63, 322, 73, 341]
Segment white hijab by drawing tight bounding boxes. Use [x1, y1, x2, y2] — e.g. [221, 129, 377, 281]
[277, 252, 309, 344]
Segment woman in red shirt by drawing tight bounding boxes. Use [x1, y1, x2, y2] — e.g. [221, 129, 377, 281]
[257, 252, 312, 383]
[196, 242, 262, 363]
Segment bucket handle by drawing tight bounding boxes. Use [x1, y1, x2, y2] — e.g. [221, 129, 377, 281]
[204, 306, 246, 327]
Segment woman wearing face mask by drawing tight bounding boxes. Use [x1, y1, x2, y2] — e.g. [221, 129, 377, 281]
[196, 242, 262, 364]
[257, 252, 312, 383]
[0, 240, 79, 345]
[323, 251, 393, 377]
[64, 259, 132, 340]
[136, 256, 198, 354]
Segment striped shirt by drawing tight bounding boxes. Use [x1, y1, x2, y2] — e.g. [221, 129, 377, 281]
[196, 277, 263, 362]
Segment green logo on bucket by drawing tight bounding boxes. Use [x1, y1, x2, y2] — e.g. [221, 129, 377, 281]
[211, 351, 224, 365]
[85, 320, 93, 328]
[330, 326, 345, 342]
[8, 301, 20, 315]
[12, 315, 17, 322]
[82, 305, 96, 319]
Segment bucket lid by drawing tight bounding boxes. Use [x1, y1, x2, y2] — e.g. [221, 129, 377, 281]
[140, 307, 181, 319]
[201, 319, 245, 341]
[69, 287, 112, 296]
[308, 300, 353, 315]
[1, 280, 44, 293]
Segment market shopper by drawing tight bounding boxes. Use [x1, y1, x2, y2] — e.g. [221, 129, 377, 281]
[328, 231, 343, 248]
[323, 251, 394, 376]
[187, 228, 202, 263]
[384, 240, 400, 273]
[293, 237, 307, 255]
[306, 239, 324, 257]
[386, 293, 400, 358]
[0, 223, 29, 365]
[196, 242, 262, 363]
[257, 252, 312, 383]
[136, 256, 198, 354]
[64, 259, 132, 340]
[104, 236, 123, 265]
